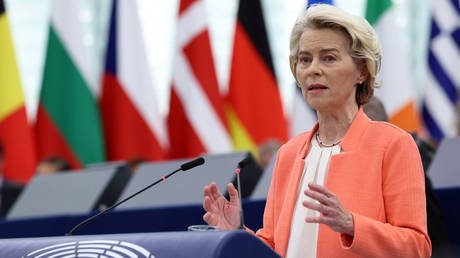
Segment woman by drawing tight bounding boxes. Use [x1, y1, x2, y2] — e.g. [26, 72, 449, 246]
[203, 4, 431, 258]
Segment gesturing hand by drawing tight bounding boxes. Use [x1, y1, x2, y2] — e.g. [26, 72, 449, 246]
[203, 182, 240, 230]
[303, 183, 354, 236]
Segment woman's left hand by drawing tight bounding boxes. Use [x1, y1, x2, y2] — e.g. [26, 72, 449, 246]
[303, 182, 354, 236]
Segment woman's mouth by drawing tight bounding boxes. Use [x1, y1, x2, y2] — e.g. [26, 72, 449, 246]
[307, 84, 328, 92]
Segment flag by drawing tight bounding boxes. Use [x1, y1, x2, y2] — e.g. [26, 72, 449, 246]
[35, 0, 105, 168]
[365, 0, 420, 132]
[226, 0, 287, 155]
[421, 0, 460, 141]
[168, 0, 232, 158]
[307, 0, 333, 7]
[100, 0, 168, 161]
[0, 0, 36, 183]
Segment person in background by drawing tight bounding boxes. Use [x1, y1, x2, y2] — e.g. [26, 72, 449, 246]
[202, 4, 431, 257]
[125, 158, 145, 174]
[257, 139, 281, 170]
[0, 141, 3, 183]
[362, 95, 388, 122]
[36, 156, 71, 175]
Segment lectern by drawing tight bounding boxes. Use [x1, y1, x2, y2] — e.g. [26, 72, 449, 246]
[0, 230, 281, 258]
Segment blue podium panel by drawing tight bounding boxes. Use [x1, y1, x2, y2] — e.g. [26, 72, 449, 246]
[0, 200, 266, 239]
[0, 231, 280, 258]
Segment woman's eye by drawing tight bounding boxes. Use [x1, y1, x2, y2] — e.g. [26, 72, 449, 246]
[323, 55, 336, 62]
[298, 56, 311, 64]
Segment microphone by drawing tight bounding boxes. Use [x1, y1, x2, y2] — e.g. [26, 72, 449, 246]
[181, 157, 205, 171]
[235, 156, 251, 229]
[66, 157, 205, 236]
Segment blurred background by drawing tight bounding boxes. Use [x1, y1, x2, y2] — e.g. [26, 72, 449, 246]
[6, 0, 431, 121]
[2, 0, 442, 178]
[0, 0, 459, 255]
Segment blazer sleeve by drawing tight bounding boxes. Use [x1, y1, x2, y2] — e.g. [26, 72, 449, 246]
[339, 133, 432, 257]
[253, 150, 280, 249]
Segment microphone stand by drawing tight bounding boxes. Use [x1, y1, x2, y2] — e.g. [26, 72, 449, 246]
[235, 168, 244, 229]
[235, 156, 251, 229]
[66, 157, 205, 236]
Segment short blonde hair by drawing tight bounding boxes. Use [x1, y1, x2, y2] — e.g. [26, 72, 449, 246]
[289, 4, 381, 105]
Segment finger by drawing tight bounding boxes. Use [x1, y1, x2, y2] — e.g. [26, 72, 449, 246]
[203, 212, 210, 223]
[303, 200, 333, 214]
[304, 189, 332, 205]
[203, 185, 212, 199]
[204, 184, 220, 204]
[305, 216, 335, 225]
[203, 212, 216, 225]
[227, 183, 240, 206]
[305, 215, 331, 225]
[305, 215, 321, 224]
[303, 200, 321, 212]
[210, 182, 223, 201]
[203, 196, 214, 212]
[308, 183, 336, 198]
[305, 215, 334, 224]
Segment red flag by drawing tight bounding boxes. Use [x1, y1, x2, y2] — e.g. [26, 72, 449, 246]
[0, 0, 36, 183]
[100, 0, 168, 161]
[226, 0, 288, 155]
[167, 0, 232, 158]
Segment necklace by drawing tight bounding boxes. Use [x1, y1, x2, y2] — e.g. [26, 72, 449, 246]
[315, 131, 342, 147]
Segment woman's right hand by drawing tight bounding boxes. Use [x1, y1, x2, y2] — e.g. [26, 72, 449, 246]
[203, 182, 241, 230]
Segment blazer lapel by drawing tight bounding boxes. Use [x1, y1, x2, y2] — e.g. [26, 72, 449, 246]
[278, 123, 318, 255]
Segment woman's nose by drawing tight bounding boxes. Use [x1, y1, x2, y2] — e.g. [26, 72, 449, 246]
[306, 59, 322, 76]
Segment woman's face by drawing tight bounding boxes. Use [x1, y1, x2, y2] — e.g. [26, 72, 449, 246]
[295, 28, 366, 112]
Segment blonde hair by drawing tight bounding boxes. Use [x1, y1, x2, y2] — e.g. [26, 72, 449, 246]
[289, 4, 381, 105]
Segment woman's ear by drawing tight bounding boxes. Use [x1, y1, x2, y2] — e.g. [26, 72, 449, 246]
[357, 63, 368, 84]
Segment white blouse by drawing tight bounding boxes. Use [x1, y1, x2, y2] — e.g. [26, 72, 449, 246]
[285, 136, 341, 258]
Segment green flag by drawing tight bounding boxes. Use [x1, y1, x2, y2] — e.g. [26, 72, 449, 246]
[365, 0, 420, 132]
[35, 0, 105, 168]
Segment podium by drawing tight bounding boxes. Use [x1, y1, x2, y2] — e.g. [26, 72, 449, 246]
[0, 230, 280, 258]
[427, 137, 460, 255]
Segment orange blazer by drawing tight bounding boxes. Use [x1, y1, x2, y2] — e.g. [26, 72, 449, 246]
[254, 109, 431, 257]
